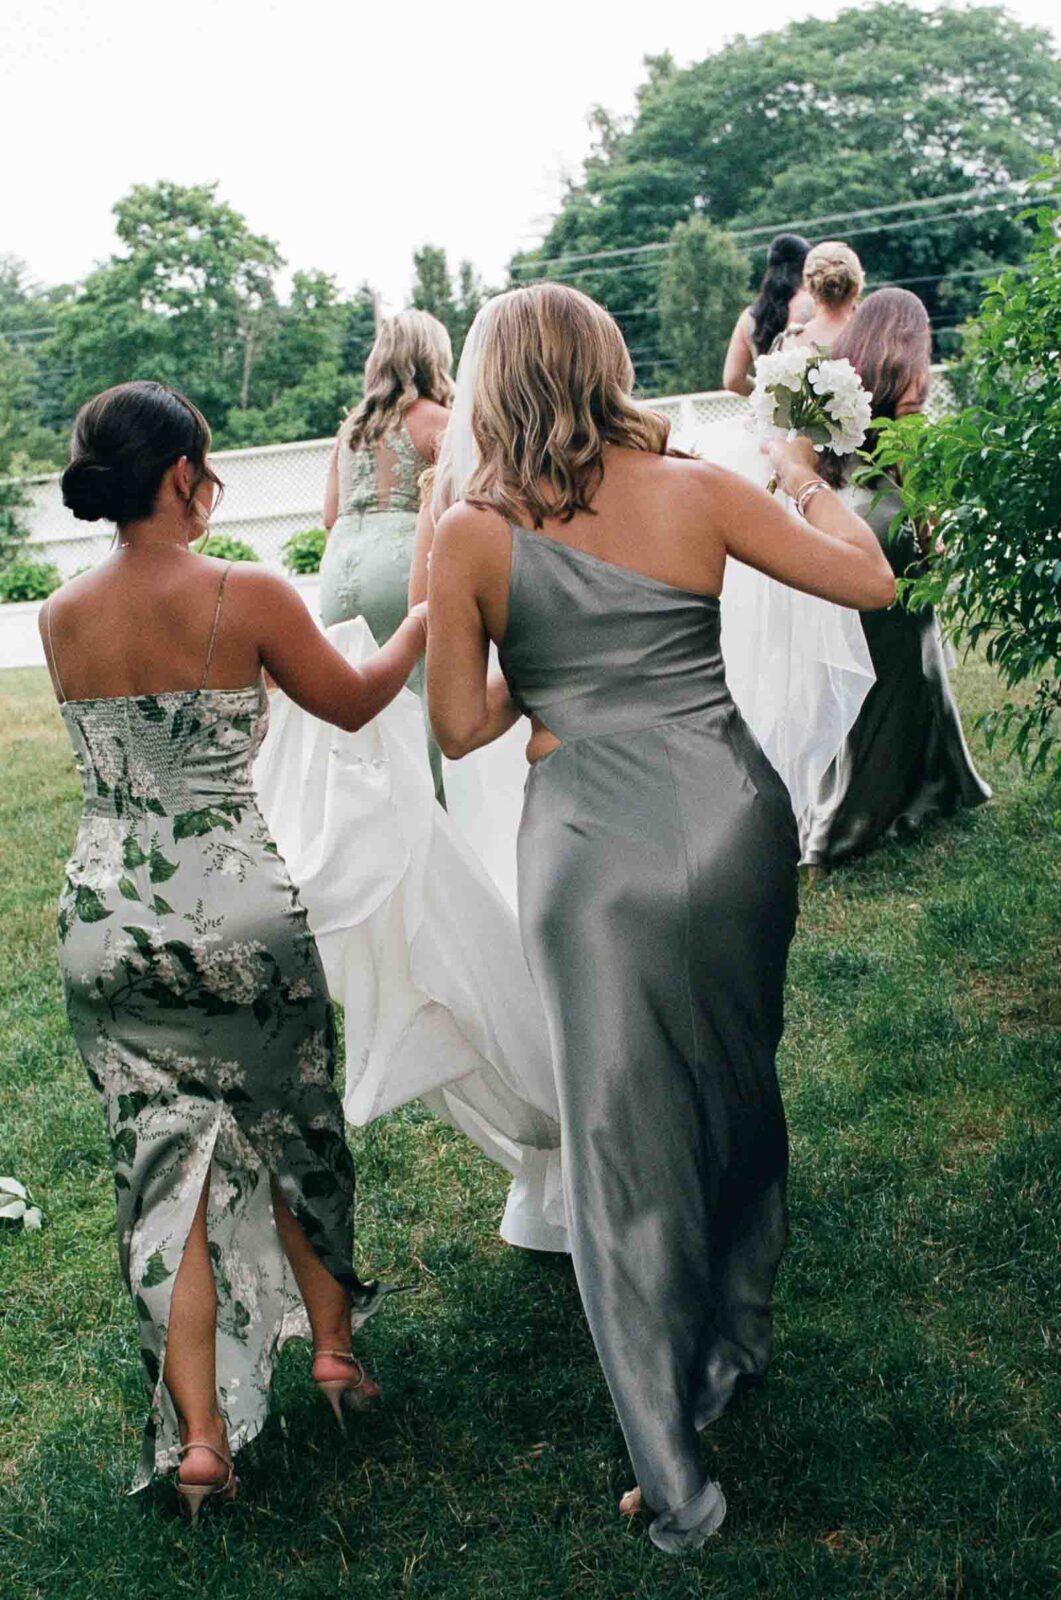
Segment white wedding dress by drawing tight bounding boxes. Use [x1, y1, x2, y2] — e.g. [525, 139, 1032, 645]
[254, 618, 567, 1251]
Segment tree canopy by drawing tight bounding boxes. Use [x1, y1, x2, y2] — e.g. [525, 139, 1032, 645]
[2, 3, 1059, 465]
[511, 3, 1061, 391]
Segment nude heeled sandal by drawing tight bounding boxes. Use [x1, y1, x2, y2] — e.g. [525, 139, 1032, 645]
[175, 1441, 238, 1523]
[312, 1349, 380, 1431]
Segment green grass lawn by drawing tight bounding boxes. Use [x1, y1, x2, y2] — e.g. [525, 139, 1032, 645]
[1, 661, 1059, 1599]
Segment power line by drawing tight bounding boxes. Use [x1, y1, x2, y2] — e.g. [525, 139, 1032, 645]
[527, 197, 1049, 289]
[510, 182, 1035, 277]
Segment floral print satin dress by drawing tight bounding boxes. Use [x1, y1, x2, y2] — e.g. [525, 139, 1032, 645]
[55, 666, 361, 1490]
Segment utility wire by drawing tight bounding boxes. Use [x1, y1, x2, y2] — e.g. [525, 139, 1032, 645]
[510, 182, 1036, 276]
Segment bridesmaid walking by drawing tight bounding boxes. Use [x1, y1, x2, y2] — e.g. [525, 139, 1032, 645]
[801, 289, 991, 866]
[426, 286, 894, 1553]
[722, 232, 813, 396]
[320, 309, 451, 791]
[42, 382, 427, 1516]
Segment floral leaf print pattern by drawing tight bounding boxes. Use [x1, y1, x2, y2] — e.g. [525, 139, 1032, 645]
[55, 681, 360, 1490]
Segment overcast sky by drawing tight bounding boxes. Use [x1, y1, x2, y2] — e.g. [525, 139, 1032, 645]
[3, 0, 1058, 312]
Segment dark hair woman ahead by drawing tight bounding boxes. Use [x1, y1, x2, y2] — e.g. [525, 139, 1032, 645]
[42, 380, 427, 1519]
[723, 233, 812, 395]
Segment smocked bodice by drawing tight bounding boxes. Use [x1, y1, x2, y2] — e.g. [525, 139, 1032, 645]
[336, 425, 424, 518]
[499, 526, 729, 744]
[60, 682, 268, 820]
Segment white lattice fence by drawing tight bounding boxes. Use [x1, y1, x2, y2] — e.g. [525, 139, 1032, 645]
[10, 372, 954, 583]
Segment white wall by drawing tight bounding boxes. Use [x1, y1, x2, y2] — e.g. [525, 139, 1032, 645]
[1, 376, 952, 671]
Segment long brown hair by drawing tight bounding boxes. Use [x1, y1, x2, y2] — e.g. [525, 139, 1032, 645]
[466, 284, 673, 527]
[821, 287, 932, 486]
[342, 310, 454, 452]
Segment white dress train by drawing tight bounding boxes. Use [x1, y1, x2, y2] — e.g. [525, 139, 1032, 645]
[254, 618, 567, 1252]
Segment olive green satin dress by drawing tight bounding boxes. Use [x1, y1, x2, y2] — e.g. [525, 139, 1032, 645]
[500, 526, 800, 1553]
[801, 487, 991, 864]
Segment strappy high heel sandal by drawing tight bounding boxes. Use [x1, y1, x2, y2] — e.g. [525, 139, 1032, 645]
[312, 1349, 381, 1431]
[175, 1441, 238, 1524]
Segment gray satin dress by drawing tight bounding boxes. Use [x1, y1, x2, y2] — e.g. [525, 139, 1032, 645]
[801, 487, 991, 865]
[500, 526, 800, 1554]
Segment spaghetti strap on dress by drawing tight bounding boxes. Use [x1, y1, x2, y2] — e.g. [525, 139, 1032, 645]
[53, 562, 385, 1490]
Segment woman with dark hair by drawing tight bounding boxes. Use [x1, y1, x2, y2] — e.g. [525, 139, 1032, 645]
[801, 289, 991, 867]
[723, 233, 812, 395]
[41, 381, 429, 1516]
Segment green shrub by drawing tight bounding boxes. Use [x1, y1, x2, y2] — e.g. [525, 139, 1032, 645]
[282, 526, 327, 575]
[193, 532, 260, 562]
[875, 169, 1061, 776]
[0, 556, 62, 603]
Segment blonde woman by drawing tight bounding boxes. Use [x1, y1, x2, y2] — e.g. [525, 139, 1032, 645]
[779, 239, 864, 352]
[321, 310, 453, 640]
[427, 284, 894, 1553]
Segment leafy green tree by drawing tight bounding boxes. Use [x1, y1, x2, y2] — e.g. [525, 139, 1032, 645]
[0, 258, 68, 465]
[411, 246, 486, 359]
[874, 179, 1061, 775]
[412, 246, 459, 332]
[658, 219, 750, 392]
[513, 4, 1061, 393]
[50, 182, 282, 428]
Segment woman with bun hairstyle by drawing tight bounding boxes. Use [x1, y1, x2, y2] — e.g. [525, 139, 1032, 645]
[801, 289, 991, 866]
[723, 233, 813, 395]
[41, 381, 428, 1518]
[777, 239, 864, 353]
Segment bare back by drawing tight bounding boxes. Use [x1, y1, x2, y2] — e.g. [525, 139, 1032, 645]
[41, 554, 261, 704]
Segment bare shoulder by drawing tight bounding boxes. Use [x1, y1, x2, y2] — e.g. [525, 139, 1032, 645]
[222, 560, 309, 618]
[432, 502, 510, 575]
[405, 397, 450, 461]
[37, 567, 98, 633]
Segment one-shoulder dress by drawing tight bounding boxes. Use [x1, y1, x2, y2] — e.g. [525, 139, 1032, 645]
[499, 525, 800, 1553]
[51, 569, 380, 1490]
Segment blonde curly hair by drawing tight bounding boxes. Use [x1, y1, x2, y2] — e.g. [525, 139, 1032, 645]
[465, 284, 673, 527]
[803, 241, 865, 308]
[342, 310, 454, 452]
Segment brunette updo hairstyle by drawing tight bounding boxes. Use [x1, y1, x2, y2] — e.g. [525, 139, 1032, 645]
[61, 381, 223, 525]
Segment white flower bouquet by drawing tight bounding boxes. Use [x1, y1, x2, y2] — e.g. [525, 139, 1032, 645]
[0, 1176, 43, 1231]
[749, 346, 873, 491]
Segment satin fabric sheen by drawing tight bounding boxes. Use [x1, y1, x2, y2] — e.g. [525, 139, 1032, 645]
[500, 525, 800, 1553]
[801, 488, 990, 863]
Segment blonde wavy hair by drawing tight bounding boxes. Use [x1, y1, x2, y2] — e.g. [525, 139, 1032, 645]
[342, 309, 454, 452]
[803, 241, 865, 308]
[465, 284, 672, 526]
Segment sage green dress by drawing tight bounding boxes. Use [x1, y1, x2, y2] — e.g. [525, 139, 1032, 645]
[51, 569, 384, 1491]
[319, 422, 441, 791]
